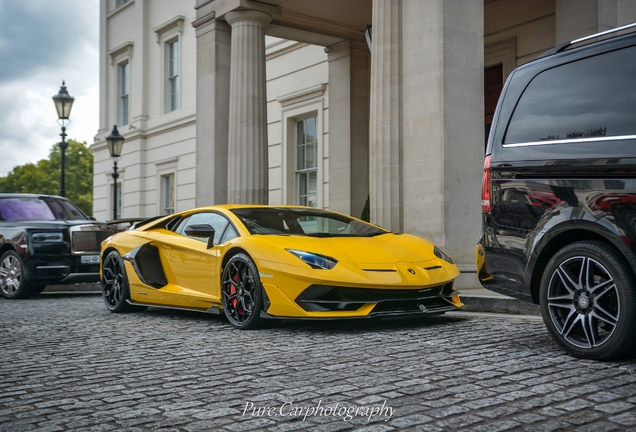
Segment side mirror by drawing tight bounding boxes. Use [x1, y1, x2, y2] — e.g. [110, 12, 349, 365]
[184, 224, 216, 249]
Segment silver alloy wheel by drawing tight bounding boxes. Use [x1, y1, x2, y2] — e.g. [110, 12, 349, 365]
[546, 255, 619, 349]
[0, 254, 22, 296]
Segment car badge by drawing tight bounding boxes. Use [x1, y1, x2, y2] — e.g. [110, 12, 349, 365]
[408, 269, 416, 275]
[418, 304, 428, 312]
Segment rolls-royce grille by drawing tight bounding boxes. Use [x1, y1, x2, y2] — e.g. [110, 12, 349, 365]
[72, 231, 115, 253]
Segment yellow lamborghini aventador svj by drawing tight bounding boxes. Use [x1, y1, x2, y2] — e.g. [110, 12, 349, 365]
[101, 205, 463, 328]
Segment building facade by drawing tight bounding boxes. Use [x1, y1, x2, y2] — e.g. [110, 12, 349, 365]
[94, 0, 636, 288]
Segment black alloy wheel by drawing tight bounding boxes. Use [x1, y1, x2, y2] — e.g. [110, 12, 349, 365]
[0, 250, 34, 299]
[221, 253, 264, 329]
[540, 241, 636, 360]
[102, 250, 146, 313]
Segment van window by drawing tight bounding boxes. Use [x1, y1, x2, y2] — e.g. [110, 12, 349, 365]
[504, 45, 636, 144]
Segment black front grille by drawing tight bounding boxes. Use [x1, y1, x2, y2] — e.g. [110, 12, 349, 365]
[72, 231, 115, 253]
[295, 282, 456, 312]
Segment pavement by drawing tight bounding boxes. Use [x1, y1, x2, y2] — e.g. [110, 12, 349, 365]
[43, 284, 542, 316]
[1, 294, 635, 432]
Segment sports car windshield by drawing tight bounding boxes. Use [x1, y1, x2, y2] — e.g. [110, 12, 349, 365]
[231, 208, 389, 237]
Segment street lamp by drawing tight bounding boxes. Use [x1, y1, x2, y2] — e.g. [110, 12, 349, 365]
[106, 125, 125, 220]
[52, 81, 75, 197]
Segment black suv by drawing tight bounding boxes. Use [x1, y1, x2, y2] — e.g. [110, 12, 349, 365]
[0, 194, 115, 299]
[477, 23, 636, 360]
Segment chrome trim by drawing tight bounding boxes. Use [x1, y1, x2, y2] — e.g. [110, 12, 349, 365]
[35, 265, 69, 270]
[571, 21, 636, 45]
[502, 134, 636, 148]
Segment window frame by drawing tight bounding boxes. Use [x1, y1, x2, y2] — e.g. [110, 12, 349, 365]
[119, 61, 130, 126]
[166, 38, 180, 112]
[295, 116, 318, 207]
[276, 84, 326, 207]
[161, 173, 175, 215]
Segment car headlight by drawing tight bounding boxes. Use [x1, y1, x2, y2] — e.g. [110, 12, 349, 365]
[32, 232, 64, 242]
[286, 249, 338, 270]
[434, 245, 455, 264]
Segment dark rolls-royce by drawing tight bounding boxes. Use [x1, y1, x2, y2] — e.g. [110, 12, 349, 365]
[0, 194, 115, 299]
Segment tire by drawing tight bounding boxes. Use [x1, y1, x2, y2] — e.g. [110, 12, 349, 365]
[0, 250, 34, 299]
[102, 250, 146, 313]
[221, 253, 264, 329]
[540, 241, 636, 361]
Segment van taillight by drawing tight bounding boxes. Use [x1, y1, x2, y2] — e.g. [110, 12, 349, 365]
[481, 155, 492, 212]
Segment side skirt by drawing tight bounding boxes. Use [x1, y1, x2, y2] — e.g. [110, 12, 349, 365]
[126, 299, 221, 315]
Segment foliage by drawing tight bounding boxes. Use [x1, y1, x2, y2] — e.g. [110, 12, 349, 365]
[361, 195, 370, 222]
[0, 140, 93, 215]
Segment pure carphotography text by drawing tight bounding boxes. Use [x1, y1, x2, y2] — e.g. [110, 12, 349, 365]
[241, 399, 395, 422]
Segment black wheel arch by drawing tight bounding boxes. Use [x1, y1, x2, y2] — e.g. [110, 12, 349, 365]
[529, 221, 636, 304]
[221, 247, 252, 272]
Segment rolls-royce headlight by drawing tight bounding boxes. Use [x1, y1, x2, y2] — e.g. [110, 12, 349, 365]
[286, 249, 338, 270]
[32, 232, 64, 242]
[434, 245, 455, 264]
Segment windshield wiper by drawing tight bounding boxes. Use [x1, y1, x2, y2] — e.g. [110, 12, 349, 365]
[360, 231, 389, 237]
[305, 232, 332, 237]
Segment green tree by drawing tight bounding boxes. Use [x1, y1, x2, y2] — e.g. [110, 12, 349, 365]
[0, 140, 93, 215]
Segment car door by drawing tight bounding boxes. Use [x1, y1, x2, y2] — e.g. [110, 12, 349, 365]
[154, 212, 237, 307]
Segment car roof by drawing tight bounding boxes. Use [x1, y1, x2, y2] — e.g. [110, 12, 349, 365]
[0, 193, 67, 200]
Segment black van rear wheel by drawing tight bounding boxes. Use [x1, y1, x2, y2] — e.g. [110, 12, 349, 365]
[540, 241, 636, 360]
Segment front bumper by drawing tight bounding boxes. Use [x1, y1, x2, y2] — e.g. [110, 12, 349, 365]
[261, 281, 463, 319]
[23, 253, 101, 284]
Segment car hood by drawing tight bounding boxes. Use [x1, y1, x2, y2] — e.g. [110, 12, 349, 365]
[250, 233, 439, 266]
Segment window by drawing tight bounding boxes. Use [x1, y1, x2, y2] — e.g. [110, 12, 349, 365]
[116, 0, 128, 7]
[119, 62, 129, 126]
[505, 45, 636, 144]
[176, 212, 237, 244]
[0, 197, 87, 221]
[161, 174, 174, 215]
[295, 117, 318, 207]
[167, 39, 179, 112]
[231, 207, 387, 237]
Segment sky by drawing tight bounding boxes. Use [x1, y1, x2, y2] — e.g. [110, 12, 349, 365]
[0, 0, 99, 176]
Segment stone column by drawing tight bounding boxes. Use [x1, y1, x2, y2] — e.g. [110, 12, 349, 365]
[556, 0, 617, 44]
[225, 10, 272, 204]
[403, 0, 483, 286]
[325, 40, 370, 219]
[369, 0, 483, 288]
[369, 0, 403, 232]
[193, 7, 231, 206]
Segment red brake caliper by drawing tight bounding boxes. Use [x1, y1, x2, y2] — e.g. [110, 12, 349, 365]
[231, 274, 239, 311]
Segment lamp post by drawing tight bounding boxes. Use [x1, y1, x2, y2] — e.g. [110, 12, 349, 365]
[106, 125, 125, 220]
[52, 81, 75, 197]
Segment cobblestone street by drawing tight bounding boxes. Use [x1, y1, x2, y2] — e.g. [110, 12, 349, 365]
[1, 293, 635, 432]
